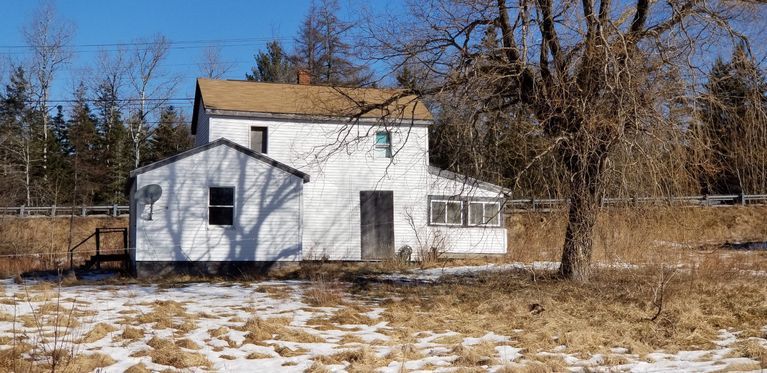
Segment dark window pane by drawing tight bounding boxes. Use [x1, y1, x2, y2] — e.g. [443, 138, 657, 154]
[209, 207, 234, 225]
[469, 203, 484, 225]
[251, 127, 267, 153]
[446, 201, 462, 225]
[430, 201, 446, 224]
[209, 187, 234, 206]
[485, 203, 500, 225]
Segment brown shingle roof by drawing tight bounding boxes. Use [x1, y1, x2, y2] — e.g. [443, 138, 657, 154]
[193, 79, 433, 132]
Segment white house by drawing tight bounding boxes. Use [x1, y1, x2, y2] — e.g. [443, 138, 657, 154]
[128, 75, 507, 276]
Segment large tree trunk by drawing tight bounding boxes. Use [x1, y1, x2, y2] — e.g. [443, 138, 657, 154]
[559, 148, 606, 281]
[559, 178, 600, 281]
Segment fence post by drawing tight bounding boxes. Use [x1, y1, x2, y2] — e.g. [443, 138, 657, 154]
[112, 204, 118, 217]
[81, 206, 86, 216]
[19, 205, 25, 217]
[739, 193, 746, 206]
[51, 205, 56, 217]
[95, 228, 101, 270]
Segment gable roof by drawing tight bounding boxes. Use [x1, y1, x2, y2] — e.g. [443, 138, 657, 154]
[191, 78, 433, 133]
[130, 138, 310, 183]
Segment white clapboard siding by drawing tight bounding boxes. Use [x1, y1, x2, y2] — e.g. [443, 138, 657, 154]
[425, 173, 508, 255]
[133, 144, 304, 262]
[205, 115, 508, 259]
[194, 104, 210, 147]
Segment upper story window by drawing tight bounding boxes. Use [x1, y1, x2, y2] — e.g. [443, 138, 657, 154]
[209, 187, 234, 226]
[374, 131, 392, 158]
[250, 127, 268, 154]
[430, 199, 463, 226]
[468, 201, 501, 227]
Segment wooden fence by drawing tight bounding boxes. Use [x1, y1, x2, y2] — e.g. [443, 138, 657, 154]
[0, 205, 130, 217]
[1, 194, 766, 217]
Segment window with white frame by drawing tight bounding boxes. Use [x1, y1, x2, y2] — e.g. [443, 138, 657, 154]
[209, 187, 234, 226]
[430, 199, 463, 225]
[374, 131, 392, 158]
[468, 201, 501, 226]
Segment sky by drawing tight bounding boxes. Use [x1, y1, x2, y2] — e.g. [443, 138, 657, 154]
[0, 0, 392, 116]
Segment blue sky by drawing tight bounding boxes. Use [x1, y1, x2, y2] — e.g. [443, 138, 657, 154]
[0, 0, 391, 115]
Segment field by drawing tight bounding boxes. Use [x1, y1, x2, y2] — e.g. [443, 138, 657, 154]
[0, 206, 766, 372]
[0, 256, 766, 372]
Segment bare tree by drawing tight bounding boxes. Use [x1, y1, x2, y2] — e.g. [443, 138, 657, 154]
[126, 34, 179, 168]
[198, 46, 233, 79]
[22, 0, 73, 179]
[361, 0, 765, 280]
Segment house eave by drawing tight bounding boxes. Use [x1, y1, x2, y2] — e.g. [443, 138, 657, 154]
[205, 108, 435, 126]
[130, 138, 310, 183]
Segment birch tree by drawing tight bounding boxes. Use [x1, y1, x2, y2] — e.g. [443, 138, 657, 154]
[126, 34, 179, 168]
[22, 1, 73, 180]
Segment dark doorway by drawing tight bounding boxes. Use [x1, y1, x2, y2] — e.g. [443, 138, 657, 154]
[360, 191, 394, 260]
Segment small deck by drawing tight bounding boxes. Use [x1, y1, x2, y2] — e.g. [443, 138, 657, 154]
[69, 227, 129, 271]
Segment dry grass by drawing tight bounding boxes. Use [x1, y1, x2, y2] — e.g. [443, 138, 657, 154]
[80, 322, 117, 343]
[315, 346, 386, 372]
[733, 339, 767, 367]
[0, 216, 127, 276]
[452, 342, 498, 366]
[246, 351, 275, 359]
[65, 353, 116, 372]
[507, 205, 767, 265]
[273, 345, 310, 357]
[303, 280, 345, 307]
[238, 316, 325, 344]
[366, 266, 767, 357]
[146, 337, 212, 369]
[120, 327, 144, 341]
[124, 363, 151, 373]
[130, 300, 197, 332]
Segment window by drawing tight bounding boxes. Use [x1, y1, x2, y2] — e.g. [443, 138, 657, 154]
[250, 127, 268, 153]
[468, 201, 501, 226]
[209, 187, 234, 226]
[374, 131, 392, 158]
[430, 200, 463, 226]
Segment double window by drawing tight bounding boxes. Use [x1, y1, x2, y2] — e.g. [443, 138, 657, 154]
[428, 196, 502, 227]
[429, 199, 463, 226]
[209, 187, 234, 226]
[468, 201, 501, 227]
[374, 131, 392, 158]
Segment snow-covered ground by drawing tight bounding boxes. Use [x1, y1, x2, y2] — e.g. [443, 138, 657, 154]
[0, 267, 764, 372]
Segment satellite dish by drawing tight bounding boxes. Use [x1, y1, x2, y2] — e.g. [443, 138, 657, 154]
[136, 184, 162, 220]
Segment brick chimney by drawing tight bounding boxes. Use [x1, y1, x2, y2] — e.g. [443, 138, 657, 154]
[297, 69, 311, 85]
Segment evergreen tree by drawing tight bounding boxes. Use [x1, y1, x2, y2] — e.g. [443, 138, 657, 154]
[147, 106, 193, 163]
[68, 83, 102, 204]
[698, 45, 767, 194]
[94, 79, 131, 204]
[246, 41, 295, 83]
[292, 0, 371, 86]
[0, 67, 33, 205]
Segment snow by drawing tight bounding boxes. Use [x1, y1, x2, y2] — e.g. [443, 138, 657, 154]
[0, 275, 764, 372]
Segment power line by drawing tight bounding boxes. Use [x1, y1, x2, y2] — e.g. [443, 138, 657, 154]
[0, 36, 292, 50]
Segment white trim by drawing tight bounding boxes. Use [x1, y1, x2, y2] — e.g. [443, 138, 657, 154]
[429, 199, 463, 226]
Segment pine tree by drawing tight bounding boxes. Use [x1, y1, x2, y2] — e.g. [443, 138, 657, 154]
[147, 106, 193, 163]
[292, 0, 371, 86]
[0, 67, 33, 205]
[246, 41, 295, 83]
[68, 83, 102, 205]
[698, 45, 767, 194]
[94, 79, 131, 204]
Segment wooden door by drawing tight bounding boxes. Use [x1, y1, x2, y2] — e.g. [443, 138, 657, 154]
[360, 191, 394, 260]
